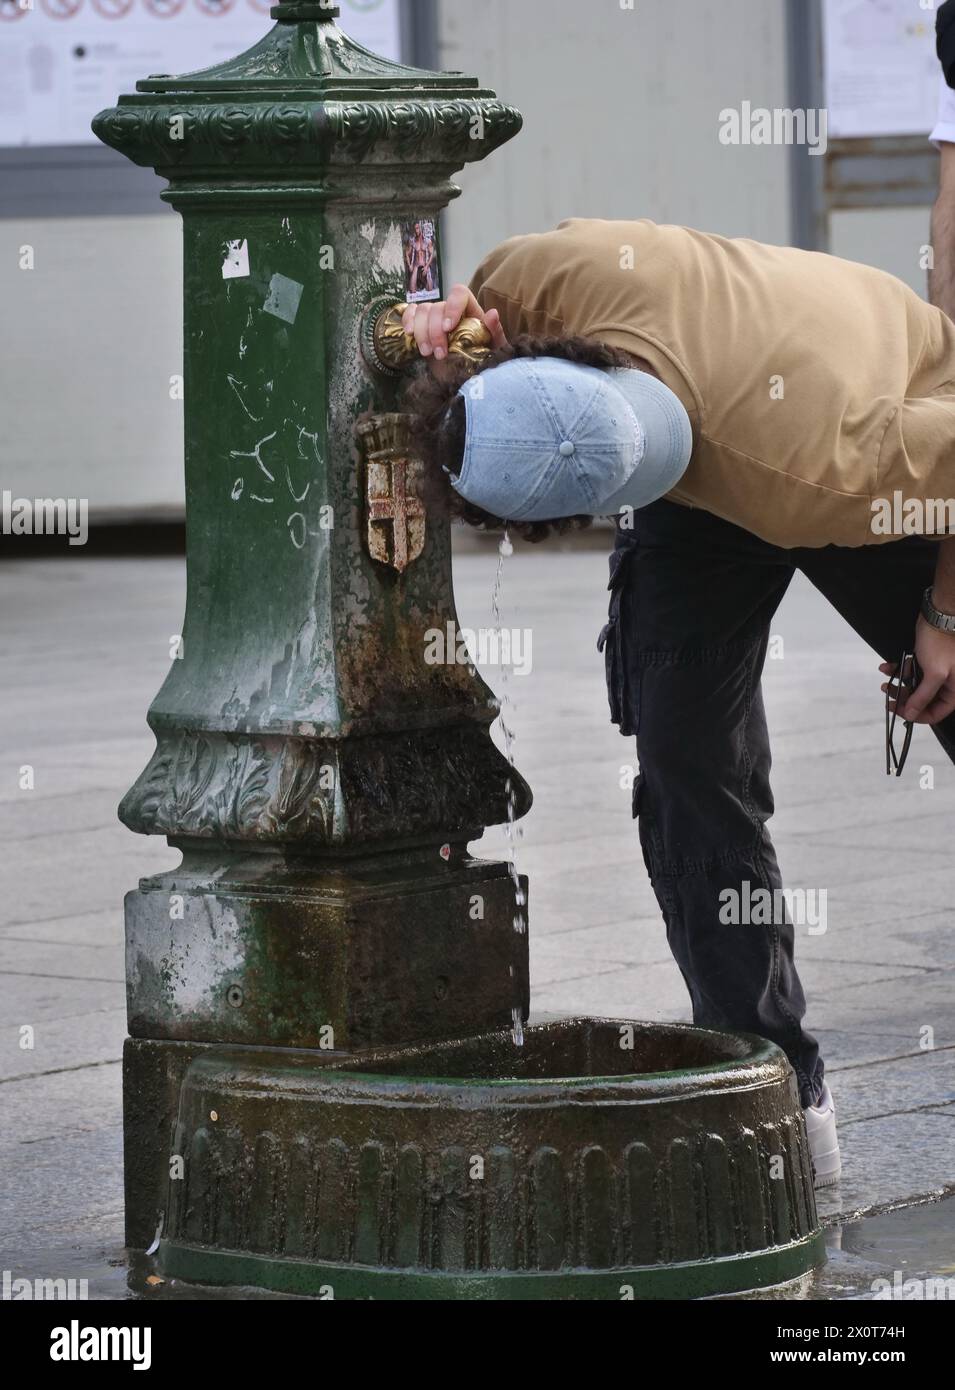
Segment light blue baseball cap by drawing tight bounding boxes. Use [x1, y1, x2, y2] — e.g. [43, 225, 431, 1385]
[446, 357, 692, 522]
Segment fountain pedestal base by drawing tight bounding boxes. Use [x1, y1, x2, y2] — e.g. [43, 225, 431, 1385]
[122, 851, 529, 1249]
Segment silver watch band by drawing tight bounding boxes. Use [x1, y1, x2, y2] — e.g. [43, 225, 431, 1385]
[921, 586, 955, 634]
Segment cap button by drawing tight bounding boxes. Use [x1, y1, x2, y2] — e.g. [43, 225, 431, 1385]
[559, 440, 575, 456]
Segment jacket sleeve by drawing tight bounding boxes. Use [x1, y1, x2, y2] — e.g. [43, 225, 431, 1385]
[939, 0, 955, 88]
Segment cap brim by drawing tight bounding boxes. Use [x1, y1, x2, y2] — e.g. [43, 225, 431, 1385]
[594, 370, 693, 515]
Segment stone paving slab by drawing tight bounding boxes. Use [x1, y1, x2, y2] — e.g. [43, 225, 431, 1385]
[828, 1047, 955, 1124]
[2, 1060, 122, 1145]
[0, 1006, 126, 1082]
[0, 833, 175, 928]
[808, 974, 955, 1046]
[0, 975, 123, 1025]
[0, 908, 125, 948]
[533, 966, 690, 1021]
[0, 787, 127, 839]
[814, 1112, 955, 1219]
[0, 938, 125, 983]
[801, 910, 955, 971]
[0, 1127, 124, 1251]
[531, 919, 671, 966]
[813, 1028, 942, 1070]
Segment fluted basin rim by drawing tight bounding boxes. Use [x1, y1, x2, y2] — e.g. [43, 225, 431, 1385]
[181, 1017, 793, 1107]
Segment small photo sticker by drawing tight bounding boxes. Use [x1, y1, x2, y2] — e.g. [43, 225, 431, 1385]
[222, 238, 250, 280]
[402, 219, 440, 304]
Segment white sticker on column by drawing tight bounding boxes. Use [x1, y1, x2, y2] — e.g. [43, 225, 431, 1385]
[378, 223, 405, 276]
[222, 239, 250, 280]
[263, 273, 305, 325]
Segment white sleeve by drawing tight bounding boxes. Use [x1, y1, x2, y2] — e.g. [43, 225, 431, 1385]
[930, 73, 955, 147]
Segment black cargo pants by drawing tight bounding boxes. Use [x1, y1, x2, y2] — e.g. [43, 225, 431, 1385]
[600, 499, 955, 1107]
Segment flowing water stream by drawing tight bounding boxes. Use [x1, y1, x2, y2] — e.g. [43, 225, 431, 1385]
[488, 529, 526, 1046]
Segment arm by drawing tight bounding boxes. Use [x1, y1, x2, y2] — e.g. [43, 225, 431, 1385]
[930, 143, 955, 317]
[881, 538, 955, 725]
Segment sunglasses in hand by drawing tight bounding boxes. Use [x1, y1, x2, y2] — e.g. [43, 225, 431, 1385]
[885, 652, 922, 778]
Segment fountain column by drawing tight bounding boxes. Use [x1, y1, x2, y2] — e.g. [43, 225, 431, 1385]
[93, 2, 529, 1249]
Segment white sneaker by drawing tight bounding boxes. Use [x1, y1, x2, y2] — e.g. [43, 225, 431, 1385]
[804, 1083, 842, 1188]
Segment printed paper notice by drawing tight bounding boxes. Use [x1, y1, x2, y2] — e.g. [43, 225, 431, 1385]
[823, 0, 939, 138]
[0, 0, 402, 148]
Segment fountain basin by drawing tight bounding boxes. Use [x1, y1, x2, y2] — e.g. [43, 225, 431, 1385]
[159, 1018, 824, 1299]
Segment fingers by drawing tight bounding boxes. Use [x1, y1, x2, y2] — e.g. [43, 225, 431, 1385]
[400, 300, 450, 359]
[909, 676, 955, 725]
[485, 307, 509, 350]
[926, 687, 955, 723]
[428, 300, 452, 359]
[900, 668, 944, 723]
[403, 302, 437, 358]
[443, 284, 473, 335]
[401, 284, 475, 361]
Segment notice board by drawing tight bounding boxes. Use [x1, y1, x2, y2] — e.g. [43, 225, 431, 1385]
[0, 0, 402, 147]
[823, 0, 940, 138]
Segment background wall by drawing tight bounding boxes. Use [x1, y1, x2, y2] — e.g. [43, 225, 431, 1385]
[441, 0, 793, 284]
[1, 0, 936, 520]
[2, 213, 184, 517]
[830, 207, 932, 295]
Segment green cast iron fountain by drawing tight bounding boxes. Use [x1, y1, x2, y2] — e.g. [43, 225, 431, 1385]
[94, 3, 825, 1299]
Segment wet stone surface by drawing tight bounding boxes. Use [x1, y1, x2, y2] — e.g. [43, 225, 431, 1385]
[3, 1193, 952, 1300]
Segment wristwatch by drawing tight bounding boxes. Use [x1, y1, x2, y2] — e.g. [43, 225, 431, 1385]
[921, 587, 955, 634]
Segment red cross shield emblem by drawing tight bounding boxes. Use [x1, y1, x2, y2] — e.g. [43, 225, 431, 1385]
[357, 415, 426, 575]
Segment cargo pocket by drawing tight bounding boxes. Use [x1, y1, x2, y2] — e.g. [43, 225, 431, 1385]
[632, 773, 677, 916]
[597, 546, 641, 737]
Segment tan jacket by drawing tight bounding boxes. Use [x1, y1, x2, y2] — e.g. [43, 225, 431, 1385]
[469, 218, 955, 548]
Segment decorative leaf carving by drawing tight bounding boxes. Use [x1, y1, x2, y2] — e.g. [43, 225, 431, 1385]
[93, 99, 523, 172]
[119, 724, 528, 847]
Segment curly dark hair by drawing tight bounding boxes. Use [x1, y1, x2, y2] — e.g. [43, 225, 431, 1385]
[403, 334, 635, 544]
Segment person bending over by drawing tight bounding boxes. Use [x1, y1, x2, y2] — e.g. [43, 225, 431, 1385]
[404, 217, 955, 1189]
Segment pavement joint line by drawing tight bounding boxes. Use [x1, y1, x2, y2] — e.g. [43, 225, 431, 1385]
[538, 918, 664, 938]
[814, 1025, 934, 1036]
[526, 964, 638, 990]
[0, 787, 124, 806]
[0, 937, 117, 949]
[0, 1003, 126, 1028]
[0, 1058, 122, 1086]
[840, 1100, 955, 1127]
[0, 970, 124, 984]
[813, 965, 943, 986]
[807, 956, 940, 975]
[817, 1184, 955, 1229]
[0, 911, 122, 932]
[5, 823, 122, 843]
[828, 1042, 955, 1074]
[781, 793, 955, 816]
[783, 801, 955, 833]
[784, 840, 949, 861]
[533, 960, 656, 974]
[799, 904, 951, 934]
[19, 1127, 112, 1145]
[810, 969, 950, 996]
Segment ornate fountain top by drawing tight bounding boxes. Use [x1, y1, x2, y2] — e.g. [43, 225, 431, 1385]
[270, 1, 341, 18]
[92, 9, 521, 180]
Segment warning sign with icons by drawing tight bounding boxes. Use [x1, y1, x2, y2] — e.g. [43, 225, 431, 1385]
[0, 0, 402, 147]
